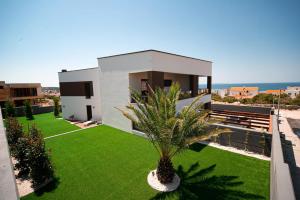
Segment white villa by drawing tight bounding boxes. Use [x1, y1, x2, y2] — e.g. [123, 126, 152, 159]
[58, 50, 212, 132]
[285, 86, 300, 99]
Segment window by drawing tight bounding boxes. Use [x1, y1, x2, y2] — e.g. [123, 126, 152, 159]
[11, 88, 37, 97]
[85, 82, 93, 99]
[0, 86, 3, 89]
[164, 80, 172, 87]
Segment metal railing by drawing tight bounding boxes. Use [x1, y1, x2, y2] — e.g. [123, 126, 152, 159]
[270, 115, 295, 200]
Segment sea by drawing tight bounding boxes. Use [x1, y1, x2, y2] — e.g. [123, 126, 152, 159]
[199, 82, 300, 91]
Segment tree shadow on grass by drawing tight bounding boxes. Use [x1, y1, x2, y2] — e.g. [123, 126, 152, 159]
[189, 143, 207, 152]
[33, 177, 60, 196]
[150, 162, 265, 200]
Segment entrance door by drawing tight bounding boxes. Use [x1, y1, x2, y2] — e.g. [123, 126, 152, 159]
[86, 105, 92, 121]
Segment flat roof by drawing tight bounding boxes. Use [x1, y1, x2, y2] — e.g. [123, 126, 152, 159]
[58, 67, 98, 73]
[97, 49, 212, 63]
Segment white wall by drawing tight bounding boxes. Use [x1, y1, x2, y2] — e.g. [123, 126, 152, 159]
[99, 50, 212, 76]
[285, 86, 300, 98]
[58, 68, 102, 121]
[99, 70, 132, 132]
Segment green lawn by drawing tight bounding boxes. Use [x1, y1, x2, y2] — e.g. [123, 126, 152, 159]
[18, 113, 79, 137]
[22, 124, 270, 200]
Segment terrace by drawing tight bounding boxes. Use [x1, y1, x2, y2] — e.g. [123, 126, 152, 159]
[12, 113, 270, 199]
[129, 71, 212, 110]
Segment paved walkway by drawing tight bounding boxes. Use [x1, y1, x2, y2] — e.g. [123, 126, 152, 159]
[278, 109, 300, 199]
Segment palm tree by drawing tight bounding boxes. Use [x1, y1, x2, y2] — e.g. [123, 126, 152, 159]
[118, 83, 225, 184]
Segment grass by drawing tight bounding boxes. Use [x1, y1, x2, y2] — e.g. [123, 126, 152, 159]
[21, 124, 270, 200]
[18, 112, 79, 137]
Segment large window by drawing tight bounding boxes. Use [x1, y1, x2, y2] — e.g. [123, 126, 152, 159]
[60, 81, 93, 97]
[11, 88, 37, 97]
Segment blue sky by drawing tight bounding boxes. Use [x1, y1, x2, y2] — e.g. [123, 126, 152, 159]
[0, 0, 299, 86]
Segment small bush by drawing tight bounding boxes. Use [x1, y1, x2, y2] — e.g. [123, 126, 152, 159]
[223, 96, 237, 103]
[212, 93, 222, 101]
[4, 101, 15, 117]
[239, 98, 253, 104]
[5, 117, 23, 155]
[24, 100, 34, 120]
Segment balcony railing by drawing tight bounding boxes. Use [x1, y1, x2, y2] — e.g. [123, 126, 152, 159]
[131, 88, 210, 103]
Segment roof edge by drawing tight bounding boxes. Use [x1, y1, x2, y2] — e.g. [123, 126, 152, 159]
[58, 67, 99, 73]
[97, 49, 212, 63]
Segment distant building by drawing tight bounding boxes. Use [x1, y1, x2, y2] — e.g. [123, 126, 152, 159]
[228, 87, 259, 99]
[0, 81, 44, 107]
[212, 89, 227, 98]
[285, 86, 300, 98]
[264, 89, 285, 95]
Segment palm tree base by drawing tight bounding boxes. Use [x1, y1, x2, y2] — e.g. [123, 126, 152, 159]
[147, 169, 180, 192]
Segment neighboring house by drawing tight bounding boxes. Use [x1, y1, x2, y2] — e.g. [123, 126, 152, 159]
[212, 89, 227, 98]
[264, 89, 285, 95]
[58, 50, 212, 132]
[228, 87, 259, 99]
[285, 86, 300, 98]
[0, 81, 44, 107]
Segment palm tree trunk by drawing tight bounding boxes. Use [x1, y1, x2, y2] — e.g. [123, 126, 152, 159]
[156, 156, 175, 184]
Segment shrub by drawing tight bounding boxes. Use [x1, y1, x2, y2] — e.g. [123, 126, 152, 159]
[28, 125, 54, 188]
[239, 98, 253, 104]
[53, 97, 60, 117]
[290, 95, 300, 106]
[252, 94, 273, 104]
[24, 100, 34, 120]
[14, 136, 31, 178]
[4, 101, 15, 117]
[5, 117, 23, 155]
[212, 93, 222, 101]
[223, 96, 237, 103]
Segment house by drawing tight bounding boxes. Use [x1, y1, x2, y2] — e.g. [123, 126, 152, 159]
[264, 89, 285, 95]
[58, 50, 212, 132]
[0, 81, 44, 107]
[285, 86, 300, 98]
[228, 87, 259, 99]
[212, 89, 227, 98]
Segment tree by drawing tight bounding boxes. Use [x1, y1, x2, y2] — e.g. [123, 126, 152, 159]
[5, 117, 24, 155]
[24, 100, 34, 120]
[118, 83, 226, 184]
[28, 125, 54, 188]
[4, 101, 15, 117]
[15, 136, 31, 177]
[53, 97, 60, 117]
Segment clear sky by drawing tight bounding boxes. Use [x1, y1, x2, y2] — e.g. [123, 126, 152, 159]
[0, 0, 299, 86]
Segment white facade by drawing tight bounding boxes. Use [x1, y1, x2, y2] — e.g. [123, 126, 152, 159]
[285, 86, 300, 99]
[58, 50, 212, 132]
[58, 68, 102, 121]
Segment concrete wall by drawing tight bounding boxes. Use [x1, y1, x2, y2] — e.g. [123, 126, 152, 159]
[270, 115, 296, 200]
[99, 50, 212, 76]
[100, 70, 132, 132]
[0, 107, 19, 200]
[58, 68, 101, 121]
